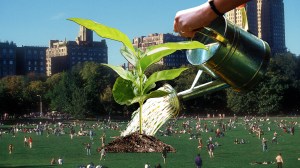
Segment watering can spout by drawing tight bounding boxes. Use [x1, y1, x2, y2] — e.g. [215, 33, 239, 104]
[177, 79, 229, 101]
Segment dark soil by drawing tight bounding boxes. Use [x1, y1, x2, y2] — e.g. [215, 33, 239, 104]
[104, 132, 176, 153]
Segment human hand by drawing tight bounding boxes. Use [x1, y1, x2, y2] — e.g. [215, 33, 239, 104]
[173, 2, 218, 38]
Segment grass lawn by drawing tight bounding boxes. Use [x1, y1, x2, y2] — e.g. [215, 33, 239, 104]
[1, 117, 300, 168]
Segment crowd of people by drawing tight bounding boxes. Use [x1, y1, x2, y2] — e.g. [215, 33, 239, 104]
[1, 118, 121, 167]
[1, 113, 299, 167]
[154, 113, 298, 167]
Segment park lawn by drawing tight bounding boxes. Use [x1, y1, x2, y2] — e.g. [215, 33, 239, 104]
[0, 117, 300, 168]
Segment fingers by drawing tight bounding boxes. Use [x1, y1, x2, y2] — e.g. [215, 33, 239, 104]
[174, 17, 195, 38]
[179, 31, 195, 38]
[173, 19, 179, 33]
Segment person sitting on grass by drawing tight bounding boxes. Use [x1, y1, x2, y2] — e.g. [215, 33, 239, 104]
[58, 157, 63, 165]
[234, 138, 239, 144]
[145, 162, 150, 168]
[240, 138, 245, 144]
[155, 163, 162, 168]
[50, 158, 56, 165]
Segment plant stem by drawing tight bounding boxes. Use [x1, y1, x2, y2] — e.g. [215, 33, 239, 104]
[139, 101, 143, 135]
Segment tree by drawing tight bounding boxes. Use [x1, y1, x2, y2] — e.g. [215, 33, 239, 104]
[80, 62, 117, 116]
[0, 76, 29, 115]
[226, 52, 299, 116]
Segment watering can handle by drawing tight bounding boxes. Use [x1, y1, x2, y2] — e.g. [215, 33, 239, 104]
[239, 6, 249, 31]
[193, 6, 248, 45]
[194, 27, 228, 46]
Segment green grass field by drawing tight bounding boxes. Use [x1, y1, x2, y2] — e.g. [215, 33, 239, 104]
[1, 117, 300, 168]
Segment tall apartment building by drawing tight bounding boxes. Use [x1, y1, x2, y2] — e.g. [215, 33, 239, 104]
[226, 0, 258, 36]
[131, 33, 187, 69]
[46, 26, 107, 76]
[260, 0, 286, 54]
[0, 42, 17, 78]
[16, 46, 47, 76]
[226, 0, 286, 55]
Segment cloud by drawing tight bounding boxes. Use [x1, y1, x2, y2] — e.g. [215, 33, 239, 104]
[50, 12, 66, 20]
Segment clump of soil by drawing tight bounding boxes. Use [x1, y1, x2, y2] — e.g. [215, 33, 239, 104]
[104, 132, 176, 153]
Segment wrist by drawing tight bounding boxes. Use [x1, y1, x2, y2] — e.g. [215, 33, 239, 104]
[202, 2, 219, 21]
[208, 0, 224, 16]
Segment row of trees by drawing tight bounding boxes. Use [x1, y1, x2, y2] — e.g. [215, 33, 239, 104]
[0, 52, 299, 118]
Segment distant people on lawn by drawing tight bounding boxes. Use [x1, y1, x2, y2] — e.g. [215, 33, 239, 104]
[50, 158, 56, 165]
[58, 157, 63, 165]
[197, 138, 203, 150]
[207, 141, 215, 158]
[275, 153, 283, 168]
[234, 138, 246, 144]
[24, 136, 28, 147]
[195, 154, 203, 168]
[70, 127, 75, 139]
[89, 130, 93, 140]
[145, 162, 150, 168]
[162, 146, 168, 164]
[100, 147, 106, 161]
[262, 138, 268, 152]
[28, 136, 33, 148]
[291, 126, 295, 135]
[100, 133, 106, 147]
[86, 143, 92, 155]
[234, 138, 239, 144]
[86, 162, 95, 168]
[8, 144, 13, 154]
[272, 131, 278, 144]
[155, 163, 162, 168]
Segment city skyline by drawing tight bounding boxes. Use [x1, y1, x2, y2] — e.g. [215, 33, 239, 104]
[1, 0, 299, 66]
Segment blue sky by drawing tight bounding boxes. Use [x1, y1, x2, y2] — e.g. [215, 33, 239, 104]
[1, 0, 299, 66]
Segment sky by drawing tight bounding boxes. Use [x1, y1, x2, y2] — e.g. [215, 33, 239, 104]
[1, 0, 299, 66]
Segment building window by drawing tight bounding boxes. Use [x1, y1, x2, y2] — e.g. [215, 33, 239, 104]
[9, 60, 13, 65]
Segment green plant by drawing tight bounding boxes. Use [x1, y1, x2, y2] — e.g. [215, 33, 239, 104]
[68, 18, 207, 134]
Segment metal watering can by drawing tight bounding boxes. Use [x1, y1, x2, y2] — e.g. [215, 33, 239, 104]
[178, 14, 270, 100]
[121, 10, 271, 136]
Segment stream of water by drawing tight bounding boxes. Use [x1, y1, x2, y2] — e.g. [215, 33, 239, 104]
[121, 84, 180, 136]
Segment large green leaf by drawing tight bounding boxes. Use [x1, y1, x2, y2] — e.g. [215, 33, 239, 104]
[140, 48, 176, 72]
[143, 68, 188, 92]
[102, 64, 134, 82]
[120, 45, 138, 67]
[140, 41, 207, 72]
[112, 77, 135, 105]
[68, 18, 136, 55]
